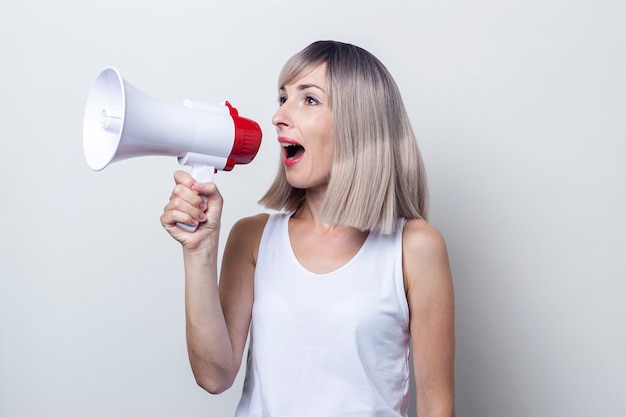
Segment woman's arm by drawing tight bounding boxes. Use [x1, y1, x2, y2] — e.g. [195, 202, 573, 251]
[183, 215, 264, 393]
[161, 170, 264, 394]
[403, 219, 456, 417]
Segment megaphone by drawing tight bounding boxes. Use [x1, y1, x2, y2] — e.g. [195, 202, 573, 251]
[82, 67, 262, 231]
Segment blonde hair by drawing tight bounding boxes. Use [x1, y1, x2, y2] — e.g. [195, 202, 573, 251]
[259, 40, 428, 234]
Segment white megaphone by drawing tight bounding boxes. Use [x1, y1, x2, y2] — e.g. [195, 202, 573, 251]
[83, 67, 262, 232]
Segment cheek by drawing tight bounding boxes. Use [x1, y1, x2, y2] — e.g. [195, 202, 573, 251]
[324, 132, 334, 158]
[318, 121, 334, 150]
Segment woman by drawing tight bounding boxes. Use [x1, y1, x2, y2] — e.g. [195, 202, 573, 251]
[161, 40, 455, 417]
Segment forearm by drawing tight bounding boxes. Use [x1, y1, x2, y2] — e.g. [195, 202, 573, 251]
[416, 393, 455, 417]
[183, 240, 237, 393]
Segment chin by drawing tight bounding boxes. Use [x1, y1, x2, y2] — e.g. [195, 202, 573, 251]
[286, 177, 328, 192]
[285, 177, 308, 190]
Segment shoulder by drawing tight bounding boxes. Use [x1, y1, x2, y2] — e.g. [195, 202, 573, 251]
[402, 218, 448, 258]
[231, 212, 271, 235]
[401, 218, 452, 293]
[225, 213, 271, 263]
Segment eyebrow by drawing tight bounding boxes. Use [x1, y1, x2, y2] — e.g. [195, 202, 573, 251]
[279, 83, 326, 93]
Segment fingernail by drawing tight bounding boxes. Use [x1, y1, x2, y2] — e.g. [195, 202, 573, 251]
[199, 212, 206, 221]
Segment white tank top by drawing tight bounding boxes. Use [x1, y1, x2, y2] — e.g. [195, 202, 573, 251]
[236, 213, 410, 417]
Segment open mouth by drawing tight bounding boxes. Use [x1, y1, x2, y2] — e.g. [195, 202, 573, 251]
[284, 143, 304, 159]
[281, 141, 305, 163]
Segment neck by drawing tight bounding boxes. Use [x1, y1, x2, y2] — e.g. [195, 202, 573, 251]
[294, 184, 331, 227]
[291, 191, 369, 241]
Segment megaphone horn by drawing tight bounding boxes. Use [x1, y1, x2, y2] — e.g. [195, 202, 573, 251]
[82, 67, 263, 231]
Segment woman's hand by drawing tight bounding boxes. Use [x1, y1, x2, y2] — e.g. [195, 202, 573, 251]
[160, 170, 223, 251]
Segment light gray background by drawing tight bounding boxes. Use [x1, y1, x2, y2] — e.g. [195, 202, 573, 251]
[1, 1, 624, 416]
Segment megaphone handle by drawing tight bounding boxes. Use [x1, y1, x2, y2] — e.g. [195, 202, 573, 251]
[176, 165, 214, 233]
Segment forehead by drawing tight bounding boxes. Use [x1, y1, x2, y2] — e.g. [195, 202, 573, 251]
[279, 62, 328, 90]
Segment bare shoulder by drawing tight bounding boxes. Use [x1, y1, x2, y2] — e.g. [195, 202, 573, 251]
[228, 213, 270, 244]
[402, 218, 448, 258]
[402, 218, 452, 290]
[230, 213, 270, 238]
[225, 213, 270, 263]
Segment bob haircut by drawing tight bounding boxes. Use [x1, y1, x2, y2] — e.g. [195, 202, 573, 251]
[259, 40, 428, 234]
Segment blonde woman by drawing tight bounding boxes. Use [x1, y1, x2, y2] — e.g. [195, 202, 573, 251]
[161, 40, 455, 417]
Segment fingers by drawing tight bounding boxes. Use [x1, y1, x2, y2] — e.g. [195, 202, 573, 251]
[172, 170, 218, 203]
[173, 169, 195, 187]
[191, 181, 223, 226]
[162, 170, 223, 233]
[162, 193, 206, 227]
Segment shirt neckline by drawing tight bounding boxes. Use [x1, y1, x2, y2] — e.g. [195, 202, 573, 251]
[281, 213, 373, 278]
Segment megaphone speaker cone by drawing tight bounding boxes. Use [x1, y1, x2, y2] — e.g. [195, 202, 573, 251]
[82, 67, 126, 171]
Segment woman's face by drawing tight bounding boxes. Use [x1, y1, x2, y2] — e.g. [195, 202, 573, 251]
[272, 63, 333, 191]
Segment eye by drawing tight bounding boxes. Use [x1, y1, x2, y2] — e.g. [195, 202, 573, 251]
[277, 95, 287, 106]
[306, 95, 320, 106]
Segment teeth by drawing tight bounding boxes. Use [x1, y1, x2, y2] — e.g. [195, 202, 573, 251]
[282, 142, 303, 159]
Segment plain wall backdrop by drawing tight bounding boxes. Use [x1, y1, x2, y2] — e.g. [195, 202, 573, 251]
[1, 1, 624, 416]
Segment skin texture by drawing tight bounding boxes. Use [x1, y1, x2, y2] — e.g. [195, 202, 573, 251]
[161, 64, 455, 416]
[276, 64, 334, 193]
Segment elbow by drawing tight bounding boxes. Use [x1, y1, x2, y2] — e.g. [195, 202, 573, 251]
[194, 373, 234, 395]
[188, 351, 238, 394]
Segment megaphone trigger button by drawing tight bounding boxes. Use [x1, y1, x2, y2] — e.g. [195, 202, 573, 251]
[225, 101, 239, 117]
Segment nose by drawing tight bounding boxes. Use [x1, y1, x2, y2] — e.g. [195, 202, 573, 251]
[272, 102, 291, 128]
